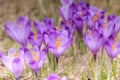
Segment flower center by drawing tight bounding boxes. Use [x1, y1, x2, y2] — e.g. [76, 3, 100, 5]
[90, 30, 92, 36]
[79, 12, 82, 16]
[33, 32, 37, 40]
[104, 23, 107, 29]
[18, 24, 22, 28]
[32, 51, 38, 62]
[33, 55, 38, 62]
[92, 14, 100, 22]
[112, 38, 117, 51]
[13, 52, 18, 57]
[56, 37, 60, 49]
[56, 26, 59, 30]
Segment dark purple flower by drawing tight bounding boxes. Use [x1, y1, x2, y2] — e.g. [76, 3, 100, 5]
[1, 48, 24, 80]
[4, 16, 31, 48]
[87, 6, 105, 28]
[104, 36, 120, 60]
[28, 31, 43, 48]
[34, 18, 53, 34]
[83, 29, 103, 60]
[44, 29, 72, 62]
[25, 46, 46, 74]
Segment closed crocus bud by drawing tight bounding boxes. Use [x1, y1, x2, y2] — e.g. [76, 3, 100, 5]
[104, 36, 120, 60]
[83, 29, 103, 60]
[4, 16, 31, 48]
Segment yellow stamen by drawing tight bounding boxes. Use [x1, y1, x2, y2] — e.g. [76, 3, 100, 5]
[112, 44, 115, 51]
[32, 51, 36, 56]
[94, 38, 96, 42]
[79, 12, 82, 16]
[13, 52, 18, 57]
[33, 32, 37, 40]
[92, 14, 100, 22]
[33, 55, 38, 62]
[114, 38, 117, 43]
[56, 37, 60, 49]
[56, 26, 59, 30]
[104, 23, 107, 29]
[112, 38, 117, 51]
[90, 30, 92, 36]
[18, 24, 22, 28]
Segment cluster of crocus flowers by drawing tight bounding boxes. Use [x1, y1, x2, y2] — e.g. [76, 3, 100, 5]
[1, 0, 120, 79]
[1, 14, 73, 79]
[59, 0, 120, 60]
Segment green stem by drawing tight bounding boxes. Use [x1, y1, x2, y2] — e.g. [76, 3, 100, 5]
[107, 58, 111, 80]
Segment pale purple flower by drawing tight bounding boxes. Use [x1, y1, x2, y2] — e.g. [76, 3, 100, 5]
[4, 16, 31, 48]
[104, 36, 120, 60]
[25, 46, 46, 74]
[1, 48, 24, 80]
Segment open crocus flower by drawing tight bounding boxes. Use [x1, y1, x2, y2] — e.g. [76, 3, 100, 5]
[44, 73, 67, 80]
[34, 17, 53, 34]
[83, 29, 103, 60]
[44, 29, 72, 63]
[4, 16, 31, 48]
[25, 46, 46, 75]
[104, 36, 120, 60]
[1, 48, 24, 80]
[28, 23, 43, 48]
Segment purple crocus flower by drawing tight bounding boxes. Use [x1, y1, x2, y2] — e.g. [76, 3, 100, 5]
[44, 29, 72, 63]
[83, 29, 103, 60]
[104, 36, 120, 60]
[25, 46, 46, 75]
[34, 17, 53, 34]
[4, 16, 31, 48]
[58, 1, 76, 24]
[1, 48, 24, 80]
[100, 14, 120, 43]
[87, 6, 105, 28]
[28, 31, 43, 48]
[44, 73, 67, 80]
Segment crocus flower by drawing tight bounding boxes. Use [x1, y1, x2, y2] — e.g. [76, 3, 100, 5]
[58, 1, 77, 24]
[101, 14, 120, 43]
[4, 16, 31, 48]
[28, 25, 43, 48]
[87, 6, 105, 28]
[34, 17, 53, 34]
[25, 46, 46, 75]
[44, 73, 67, 80]
[83, 29, 103, 60]
[44, 29, 72, 63]
[1, 48, 24, 80]
[104, 36, 120, 60]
